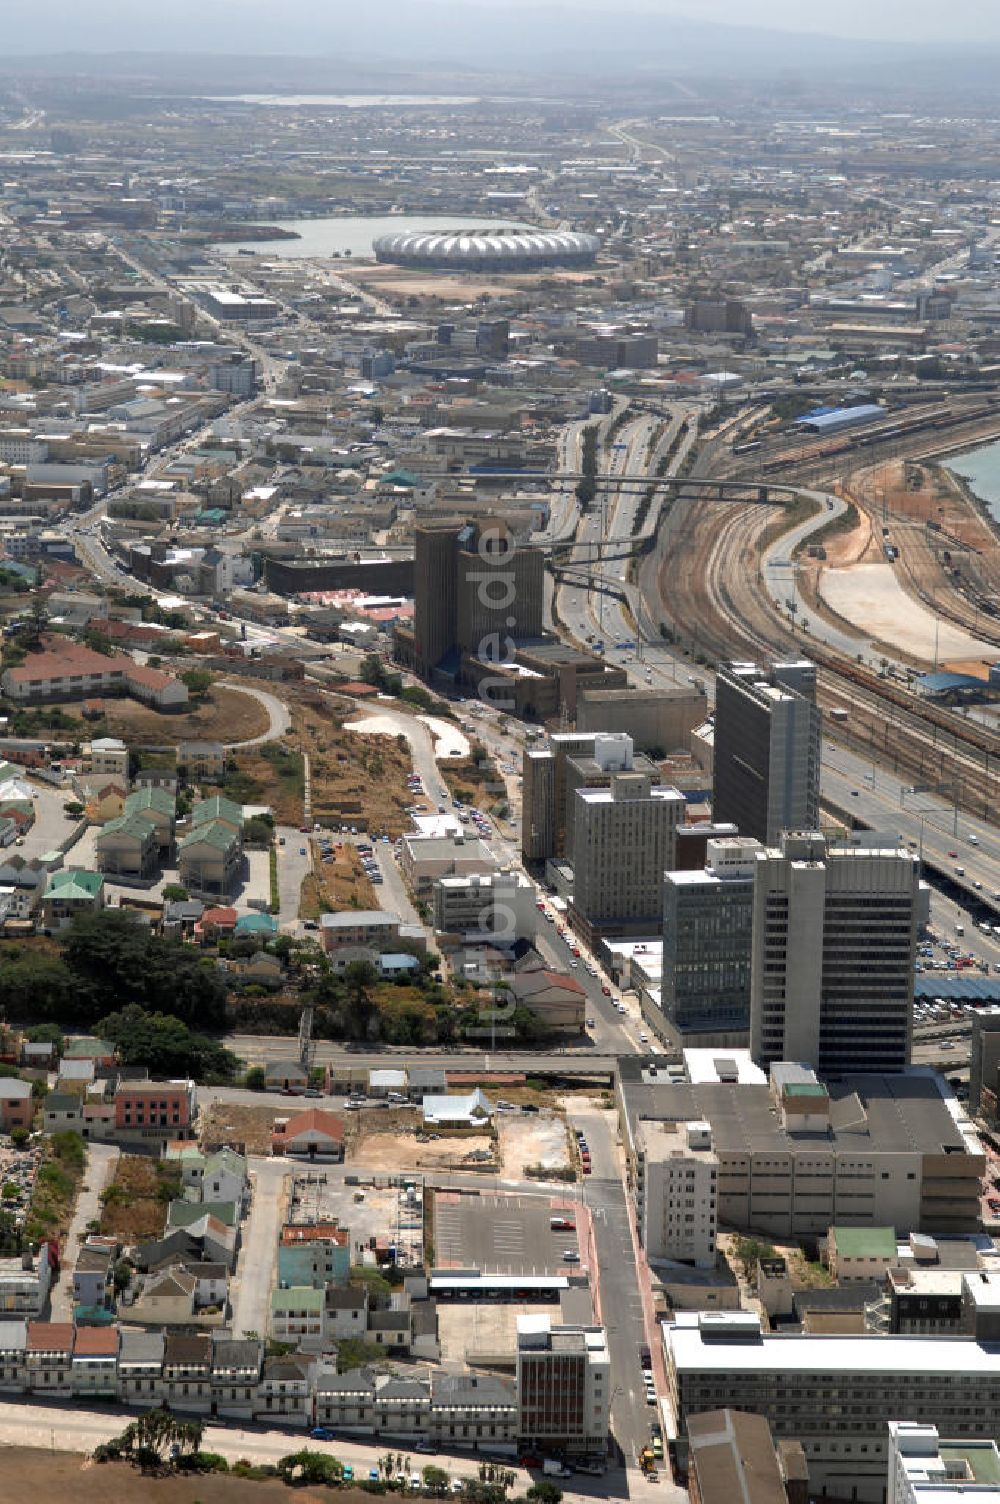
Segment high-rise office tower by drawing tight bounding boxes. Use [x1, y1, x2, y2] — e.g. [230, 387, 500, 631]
[411, 520, 544, 680]
[750, 832, 920, 1075]
[570, 771, 684, 938]
[713, 661, 821, 845]
[661, 837, 761, 1048]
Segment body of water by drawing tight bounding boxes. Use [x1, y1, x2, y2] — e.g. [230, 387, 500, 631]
[213, 214, 533, 260]
[946, 440, 1000, 525]
[203, 94, 480, 108]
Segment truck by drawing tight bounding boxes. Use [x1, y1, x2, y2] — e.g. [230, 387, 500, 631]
[543, 1460, 573, 1478]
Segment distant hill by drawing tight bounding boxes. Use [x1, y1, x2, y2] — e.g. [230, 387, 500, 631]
[0, 2, 973, 76]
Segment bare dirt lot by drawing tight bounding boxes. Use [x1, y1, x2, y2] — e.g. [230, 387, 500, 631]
[820, 561, 996, 664]
[343, 262, 602, 305]
[349, 1115, 494, 1172]
[497, 1112, 570, 1180]
[1, 1451, 361, 1502]
[99, 1155, 181, 1244]
[100, 683, 270, 745]
[287, 689, 415, 837]
[199, 1102, 282, 1155]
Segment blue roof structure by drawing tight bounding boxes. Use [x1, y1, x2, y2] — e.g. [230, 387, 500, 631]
[799, 403, 885, 433]
[915, 976, 1000, 1002]
[916, 672, 985, 694]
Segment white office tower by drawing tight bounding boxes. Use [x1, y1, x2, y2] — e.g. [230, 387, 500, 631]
[570, 771, 684, 939]
[750, 832, 920, 1074]
[634, 1119, 718, 1267]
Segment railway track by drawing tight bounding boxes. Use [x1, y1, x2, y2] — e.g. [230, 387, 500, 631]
[652, 466, 1000, 824]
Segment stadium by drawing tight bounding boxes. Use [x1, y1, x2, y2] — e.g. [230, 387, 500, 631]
[371, 227, 601, 272]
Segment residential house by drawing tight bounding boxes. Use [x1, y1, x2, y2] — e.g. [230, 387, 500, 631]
[210, 1334, 263, 1421]
[124, 786, 176, 853]
[0, 1077, 33, 1132]
[134, 1223, 234, 1276]
[20, 1039, 55, 1070]
[375, 1374, 433, 1441]
[314, 1366, 377, 1432]
[1, 643, 187, 709]
[271, 1286, 326, 1352]
[133, 767, 178, 796]
[167, 1199, 239, 1239]
[508, 967, 587, 1034]
[0, 858, 46, 920]
[24, 1320, 73, 1395]
[127, 1269, 204, 1329]
[95, 811, 159, 879]
[161, 898, 205, 937]
[71, 1324, 119, 1399]
[0, 1319, 26, 1393]
[178, 821, 242, 899]
[116, 1327, 164, 1407]
[0, 1246, 53, 1316]
[179, 742, 226, 780]
[80, 778, 127, 826]
[165, 1145, 248, 1209]
[320, 910, 401, 954]
[42, 868, 104, 930]
[72, 1239, 114, 1314]
[255, 1352, 317, 1427]
[90, 737, 129, 781]
[43, 1092, 85, 1135]
[271, 1109, 345, 1162]
[379, 952, 421, 979]
[58, 1058, 95, 1089]
[190, 795, 243, 835]
[326, 1286, 369, 1341]
[63, 1037, 116, 1069]
[194, 905, 238, 942]
[278, 1222, 351, 1291]
[422, 1088, 495, 1128]
[369, 1304, 413, 1354]
[227, 950, 283, 990]
[158, 1212, 237, 1270]
[162, 1332, 213, 1414]
[234, 912, 278, 943]
[430, 1373, 518, 1448]
[265, 1060, 308, 1094]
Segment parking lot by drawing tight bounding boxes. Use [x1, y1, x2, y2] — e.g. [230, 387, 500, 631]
[432, 1191, 583, 1276]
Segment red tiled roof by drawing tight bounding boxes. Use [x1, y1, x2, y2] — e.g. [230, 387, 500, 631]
[73, 1325, 120, 1355]
[280, 1221, 348, 1245]
[273, 1109, 345, 1141]
[200, 907, 238, 926]
[27, 1320, 73, 1352]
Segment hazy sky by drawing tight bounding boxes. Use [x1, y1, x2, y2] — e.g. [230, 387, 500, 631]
[498, 0, 998, 42]
[1, 0, 997, 52]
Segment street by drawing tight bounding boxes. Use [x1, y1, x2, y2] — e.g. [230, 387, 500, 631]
[229, 1157, 288, 1339]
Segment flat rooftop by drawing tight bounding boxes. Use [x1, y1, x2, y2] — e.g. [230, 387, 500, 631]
[666, 1314, 1000, 1376]
[621, 1061, 976, 1157]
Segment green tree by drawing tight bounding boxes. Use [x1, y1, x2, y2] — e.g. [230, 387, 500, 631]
[423, 1466, 451, 1496]
[96, 1003, 238, 1081]
[245, 1065, 267, 1091]
[162, 884, 189, 902]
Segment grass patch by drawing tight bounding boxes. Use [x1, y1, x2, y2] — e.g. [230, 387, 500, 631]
[98, 1155, 182, 1243]
[24, 1131, 85, 1245]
